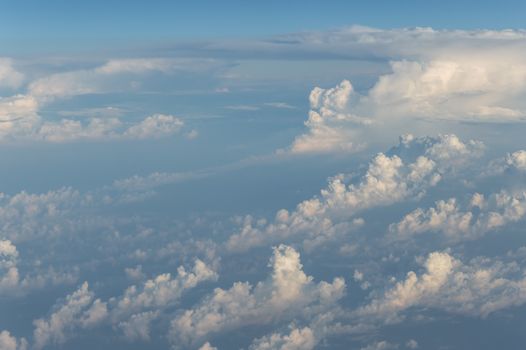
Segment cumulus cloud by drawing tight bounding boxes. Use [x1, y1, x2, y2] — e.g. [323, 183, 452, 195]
[33, 282, 107, 350]
[358, 251, 526, 321]
[0, 239, 77, 296]
[0, 331, 27, 350]
[249, 326, 317, 350]
[36, 113, 183, 143]
[229, 134, 482, 251]
[0, 58, 24, 89]
[169, 245, 345, 347]
[288, 80, 369, 154]
[278, 27, 526, 154]
[112, 259, 218, 319]
[484, 150, 526, 176]
[0, 58, 198, 143]
[198, 342, 218, 350]
[0, 187, 87, 242]
[117, 310, 160, 341]
[390, 190, 526, 241]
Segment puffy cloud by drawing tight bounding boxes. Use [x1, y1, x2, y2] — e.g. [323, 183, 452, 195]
[279, 28, 526, 154]
[289, 80, 369, 154]
[198, 342, 218, 350]
[484, 150, 526, 176]
[33, 282, 107, 350]
[117, 311, 160, 342]
[390, 190, 526, 241]
[169, 245, 345, 347]
[0, 58, 197, 143]
[0, 331, 27, 350]
[406, 339, 418, 349]
[358, 251, 526, 320]
[249, 326, 317, 350]
[0, 58, 24, 89]
[112, 259, 218, 319]
[122, 114, 184, 140]
[229, 134, 481, 251]
[36, 114, 183, 143]
[0, 240, 20, 292]
[0, 187, 85, 242]
[0, 239, 76, 296]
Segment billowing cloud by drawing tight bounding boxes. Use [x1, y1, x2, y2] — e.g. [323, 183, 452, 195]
[32, 282, 107, 350]
[169, 245, 345, 347]
[0, 58, 199, 143]
[390, 190, 526, 241]
[249, 326, 317, 350]
[278, 27, 526, 154]
[0, 58, 24, 89]
[111, 259, 218, 319]
[229, 134, 482, 251]
[0, 331, 27, 350]
[358, 250, 526, 321]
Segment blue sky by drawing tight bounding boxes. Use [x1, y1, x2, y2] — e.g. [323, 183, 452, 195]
[2, 0, 526, 53]
[2, 2, 526, 350]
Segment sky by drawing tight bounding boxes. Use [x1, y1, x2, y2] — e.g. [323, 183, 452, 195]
[2, 1, 526, 350]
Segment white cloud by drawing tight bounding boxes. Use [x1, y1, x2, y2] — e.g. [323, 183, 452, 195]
[198, 342, 218, 350]
[279, 27, 526, 154]
[406, 339, 418, 349]
[0, 331, 27, 350]
[0, 239, 77, 296]
[122, 114, 184, 140]
[485, 150, 526, 176]
[33, 282, 107, 350]
[229, 134, 481, 251]
[288, 80, 369, 154]
[117, 310, 160, 342]
[0, 58, 196, 143]
[169, 245, 345, 347]
[0, 58, 24, 89]
[358, 251, 526, 321]
[390, 190, 526, 241]
[112, 259, 218, 319]
[264, 102, 297, 109]
[249, 326, 317, 350]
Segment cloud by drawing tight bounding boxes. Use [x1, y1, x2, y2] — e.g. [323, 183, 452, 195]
[111, 259, 218, 319]
[224, 105, 260, 111]
[28, 58, 222, 101]
[272, 27, 526, 154]
[117, 311, 160, 342]
[360, 341, 398, 350]
[33, 282, 107, 350]
[249, 326, 317, 350]
[0, 112, 184, 143]
[358, 250, 526, 321]
[198, 342, 218, 350]
[0, 58, 203, 143]
[264, 102, 297, 109]
[484, 150, 526, 176]
[169, 245, 345, 347]
[390, 190, 526, 242]
[0, 58, 24, 89]
[0, 331, 27, 350]
[0, 239, 77, 296]
[229, 134, 482, 251]
[122, 114, 184, 140]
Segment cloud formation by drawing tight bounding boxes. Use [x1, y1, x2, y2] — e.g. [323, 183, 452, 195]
[229, 134, 482, 251]
[169, 245, 345, 347]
